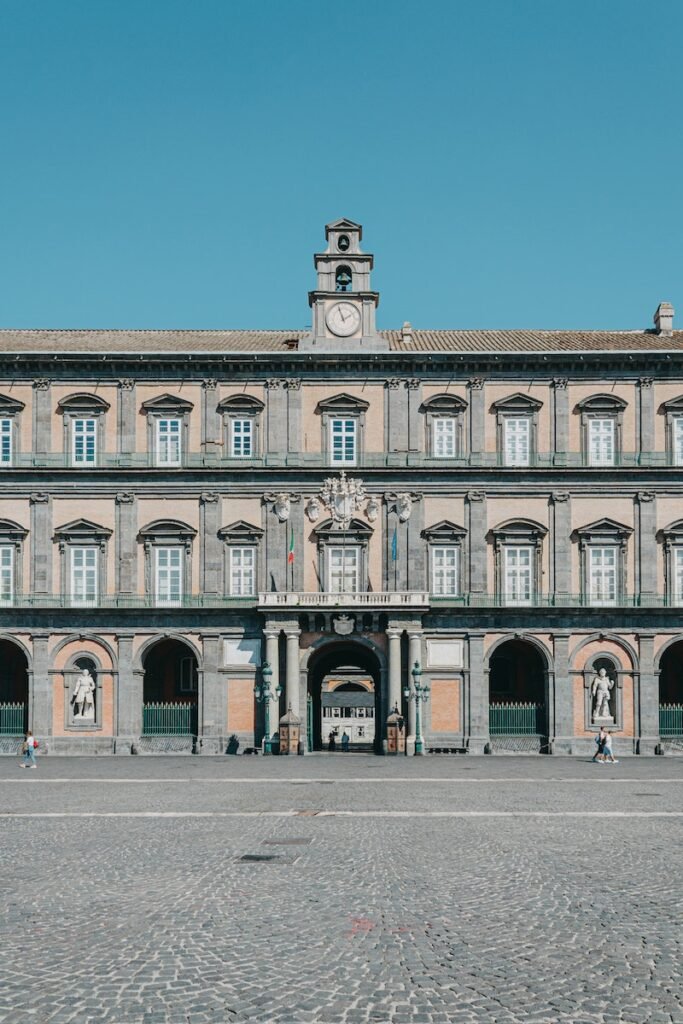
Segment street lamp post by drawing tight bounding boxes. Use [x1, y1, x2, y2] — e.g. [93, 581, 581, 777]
[403, 660, 430, 755]
[254, 661, 282, 755]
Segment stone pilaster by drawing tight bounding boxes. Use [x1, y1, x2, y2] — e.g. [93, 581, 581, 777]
[284, 628, 301, 719]
[30, 633, 51, 739]
[467, 378, 485, 456]
[115, 633, 141, 750]
[638, 377, 655, 456]
[466, 632, 488, 753]
[636, 491, 657, 597]
[284, 378, 302, 455]
[115, 493, 137, 594]
[636, 633, 659, 754]
[199, 492, 221, 596]
[552, 378, 569, 461]
[550, 491, 571, 600]
[200, 379, 220, 455]
[406, 495, 424, 592]
[550, 633, 573, 752]
[29, 493, 51, 597]
[200, 634, 225, 750]
[265, 378, 287, 457]
[466, 491, 487, 594]
[385, 378, 409, 452]
[32, 378, 51, 456]
[406, 378, 422, 452]
[117, 379, 136, 457]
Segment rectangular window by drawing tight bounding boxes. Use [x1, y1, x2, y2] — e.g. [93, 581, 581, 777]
[328, 546, 360, 593]
[155, 418, 181, 466]
[330, 418, 357, 465]
[504, 418, 530, 467]
[674, 549, 683, 605]
[72, 419, 97, 466]
[70, 547, 98, 606]
[432, 546, 459, 596]
[503, 546, 533, 605]
[589, 547, 617, 605]
[674, 419, 683, 466]
[229, 547, 255, 595]
[0, 419, 12, 465]
[433, 418, 456, 458]
[0, 545, 13, 604]
[230, 419, 253, 458]
[589, 418, 615, 466]
[155, 547, 183, 606]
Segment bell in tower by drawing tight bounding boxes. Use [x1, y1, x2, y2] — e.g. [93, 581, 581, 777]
[301, 219, 388, 352]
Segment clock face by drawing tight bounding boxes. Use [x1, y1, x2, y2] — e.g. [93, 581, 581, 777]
[326, 301, 361, 337]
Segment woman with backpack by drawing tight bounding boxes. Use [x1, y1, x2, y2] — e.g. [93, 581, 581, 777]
[21, 731, 38, 768]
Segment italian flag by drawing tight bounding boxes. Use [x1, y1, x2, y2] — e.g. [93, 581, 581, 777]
[288, 526, 295, 564]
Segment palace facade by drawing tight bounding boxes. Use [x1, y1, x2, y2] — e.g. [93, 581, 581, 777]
[1, 218, 682, 755]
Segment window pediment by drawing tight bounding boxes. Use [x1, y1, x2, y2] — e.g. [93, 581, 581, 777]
[660, 395, 683, 413]
[138, 519, 197, 542]
[53, 518, 112, 542]
[0, 518, 28, 541]
[317, 393, 369, 414]
[0, 394, 25, 414]
[573, 518, 633, 543]
[420, 394, 467, 413]
[490, 518, 548, 542]
[218, 520, 264, 544]
[658, 520, 683, 543]
[314, 517, 373, 539]
[217, 395, 264, 413]
[491, 393, 542, 412]
[57, 393, 110, 414]
[575, 393, 627, 412]
[140, 394, 194, 414]
[422, 520, 467, 542]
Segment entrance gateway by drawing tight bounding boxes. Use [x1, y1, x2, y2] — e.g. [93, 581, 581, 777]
[306, 642, 382, 752]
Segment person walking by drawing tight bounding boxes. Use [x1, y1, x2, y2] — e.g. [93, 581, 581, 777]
[603, 730, 618, 763]
[341, 730, 350, 752]
[21, 731, 38, 768]
[592, 725, 607, 763]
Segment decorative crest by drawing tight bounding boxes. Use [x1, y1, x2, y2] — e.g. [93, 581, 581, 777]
[319, 471, 366, 529]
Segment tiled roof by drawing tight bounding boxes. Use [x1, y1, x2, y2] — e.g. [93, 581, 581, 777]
[0, 327, 682, 354]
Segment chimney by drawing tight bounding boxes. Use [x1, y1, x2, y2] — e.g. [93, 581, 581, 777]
[401, 321, 413, 344]
[654, 302, 675, 336]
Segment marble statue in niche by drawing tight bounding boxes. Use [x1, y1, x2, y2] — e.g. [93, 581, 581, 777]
[591, 667, 615, 722]
[71, 668, 96, 721]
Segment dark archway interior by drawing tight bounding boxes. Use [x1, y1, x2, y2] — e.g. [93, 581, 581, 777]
[142, 639, 199, 705]
[0, 640, 29, 732]
[307, 643, 381, 752]
[489, 639, 546, 704]
[659, 641, 683, 704]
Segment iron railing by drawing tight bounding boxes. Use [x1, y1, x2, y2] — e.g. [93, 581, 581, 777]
[490, 702, 546, 735]
[659, 704, 683, 736]
[142, 702, 197, 735]
[0, 703, 25, 735]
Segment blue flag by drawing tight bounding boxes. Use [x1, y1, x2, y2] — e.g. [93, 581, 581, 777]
[391, 526, 398, 561]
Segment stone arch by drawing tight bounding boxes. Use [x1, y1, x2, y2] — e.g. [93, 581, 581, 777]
[485, 634, 552, 742]
[655, 635, 683, 707]
[51, 633, 117, 673]
[569, 633, 637, 673]
[51, 635, 116, 735]
[485, 632, 553, 670]
[0, 634, 30, 733]
[134, 632, 202, 674]
[570, 634, 637, 736]
[0, 632, 33, 669]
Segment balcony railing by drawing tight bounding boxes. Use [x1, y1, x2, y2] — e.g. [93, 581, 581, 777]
[258, 591, 429, 608]
[3, 450, 683, 470]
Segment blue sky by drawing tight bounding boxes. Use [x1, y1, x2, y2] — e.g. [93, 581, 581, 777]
[0, 0, 681, 331]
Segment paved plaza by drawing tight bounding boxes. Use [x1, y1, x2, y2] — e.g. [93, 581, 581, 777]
[1, 755, 683, 1024]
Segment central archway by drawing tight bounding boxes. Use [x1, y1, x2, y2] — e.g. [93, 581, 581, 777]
[141, 638, 199, 736]
[306, 641, 382, 753]
[488, 637, 549, 742]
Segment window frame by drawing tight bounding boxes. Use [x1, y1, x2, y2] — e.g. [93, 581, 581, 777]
[0, 520, 26, 605]
[314, 517, 372, 593]
[491, 518, 547, 606]
[154, 417, 182, 467]
[154, 546, 184, 606]
[69, 545, 99, 607]
[492, 393, 542, 468]
[53, 518, 112, 607]
[141, 394, 194, 469]
[58, 393, 110, 468]
[218, 520, 264, 598]
[317, 394, 369, 468]
[421, 394, 468, 459]
[328, 545, 361, 593]
[422, 520, 467, 597]
[0, 394, 24, 467]
[576, 394, 627, 467]
[217, 395, 264, 461]
[138, 519, 197, 607]
[575, 517, 632, 606]
[660, 396, 683, 466]
[659, 519, 683, 605]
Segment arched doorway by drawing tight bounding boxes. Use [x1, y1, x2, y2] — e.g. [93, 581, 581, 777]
[488, 638, 548, 741]
[307, 643, 382, 753]
[658, 639, 683, 738]
[0, 639, 29, 736]
[142, 638, 198, 737]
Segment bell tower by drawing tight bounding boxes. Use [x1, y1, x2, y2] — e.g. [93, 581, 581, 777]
[302, 219, 388, 352]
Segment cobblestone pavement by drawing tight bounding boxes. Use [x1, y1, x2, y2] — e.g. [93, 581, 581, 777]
[1, 756, 682, 1024]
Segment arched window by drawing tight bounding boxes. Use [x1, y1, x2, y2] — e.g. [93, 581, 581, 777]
[335, 266, 353, 292]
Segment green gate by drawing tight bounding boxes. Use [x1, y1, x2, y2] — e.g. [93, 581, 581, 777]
[659, 704, 683, 736]
[0, 703, 25, 735]
[142, 702, 196, 735]
[489, 702, 545, 735]
[307, 693, 314, 752]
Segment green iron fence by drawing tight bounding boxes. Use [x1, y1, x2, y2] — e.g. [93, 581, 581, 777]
[659, 704, 683, 736]
[490, 702, 546, 735]
[0, 703, 25, 735]
[142, 702, 196, 736]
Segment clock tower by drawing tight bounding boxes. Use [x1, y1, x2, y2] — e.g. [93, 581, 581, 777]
[302, 219, 388, 352]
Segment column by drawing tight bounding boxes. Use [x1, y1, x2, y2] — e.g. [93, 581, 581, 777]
[551, 633, 573, 753]
[29, 493, 51, 597]
[201, 379, 220, 456]
[466, 632, 488, 753]
[30, 633, 51, 739]
[199, 492, 221, 596]
[115, 493, 137, 595]
[636, 633, 659, 754]
[117, 379, 136, 457]
[265, 629, 281, 743]
[407, 631, 423, 755]
[551, 492, 571, 601]
[387, 629, 402, 718]
[115, 633, 141, 751]
[638, 377, 655, 458]
[466, 491, 487, 595]
[285, 628, 301, 719]
[32, 378, 51, 456]
[552, 378, 569, 462]
[467, 378, 485, 457]
[636, 492, 657, 598]
[200, 634, 224, 752]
